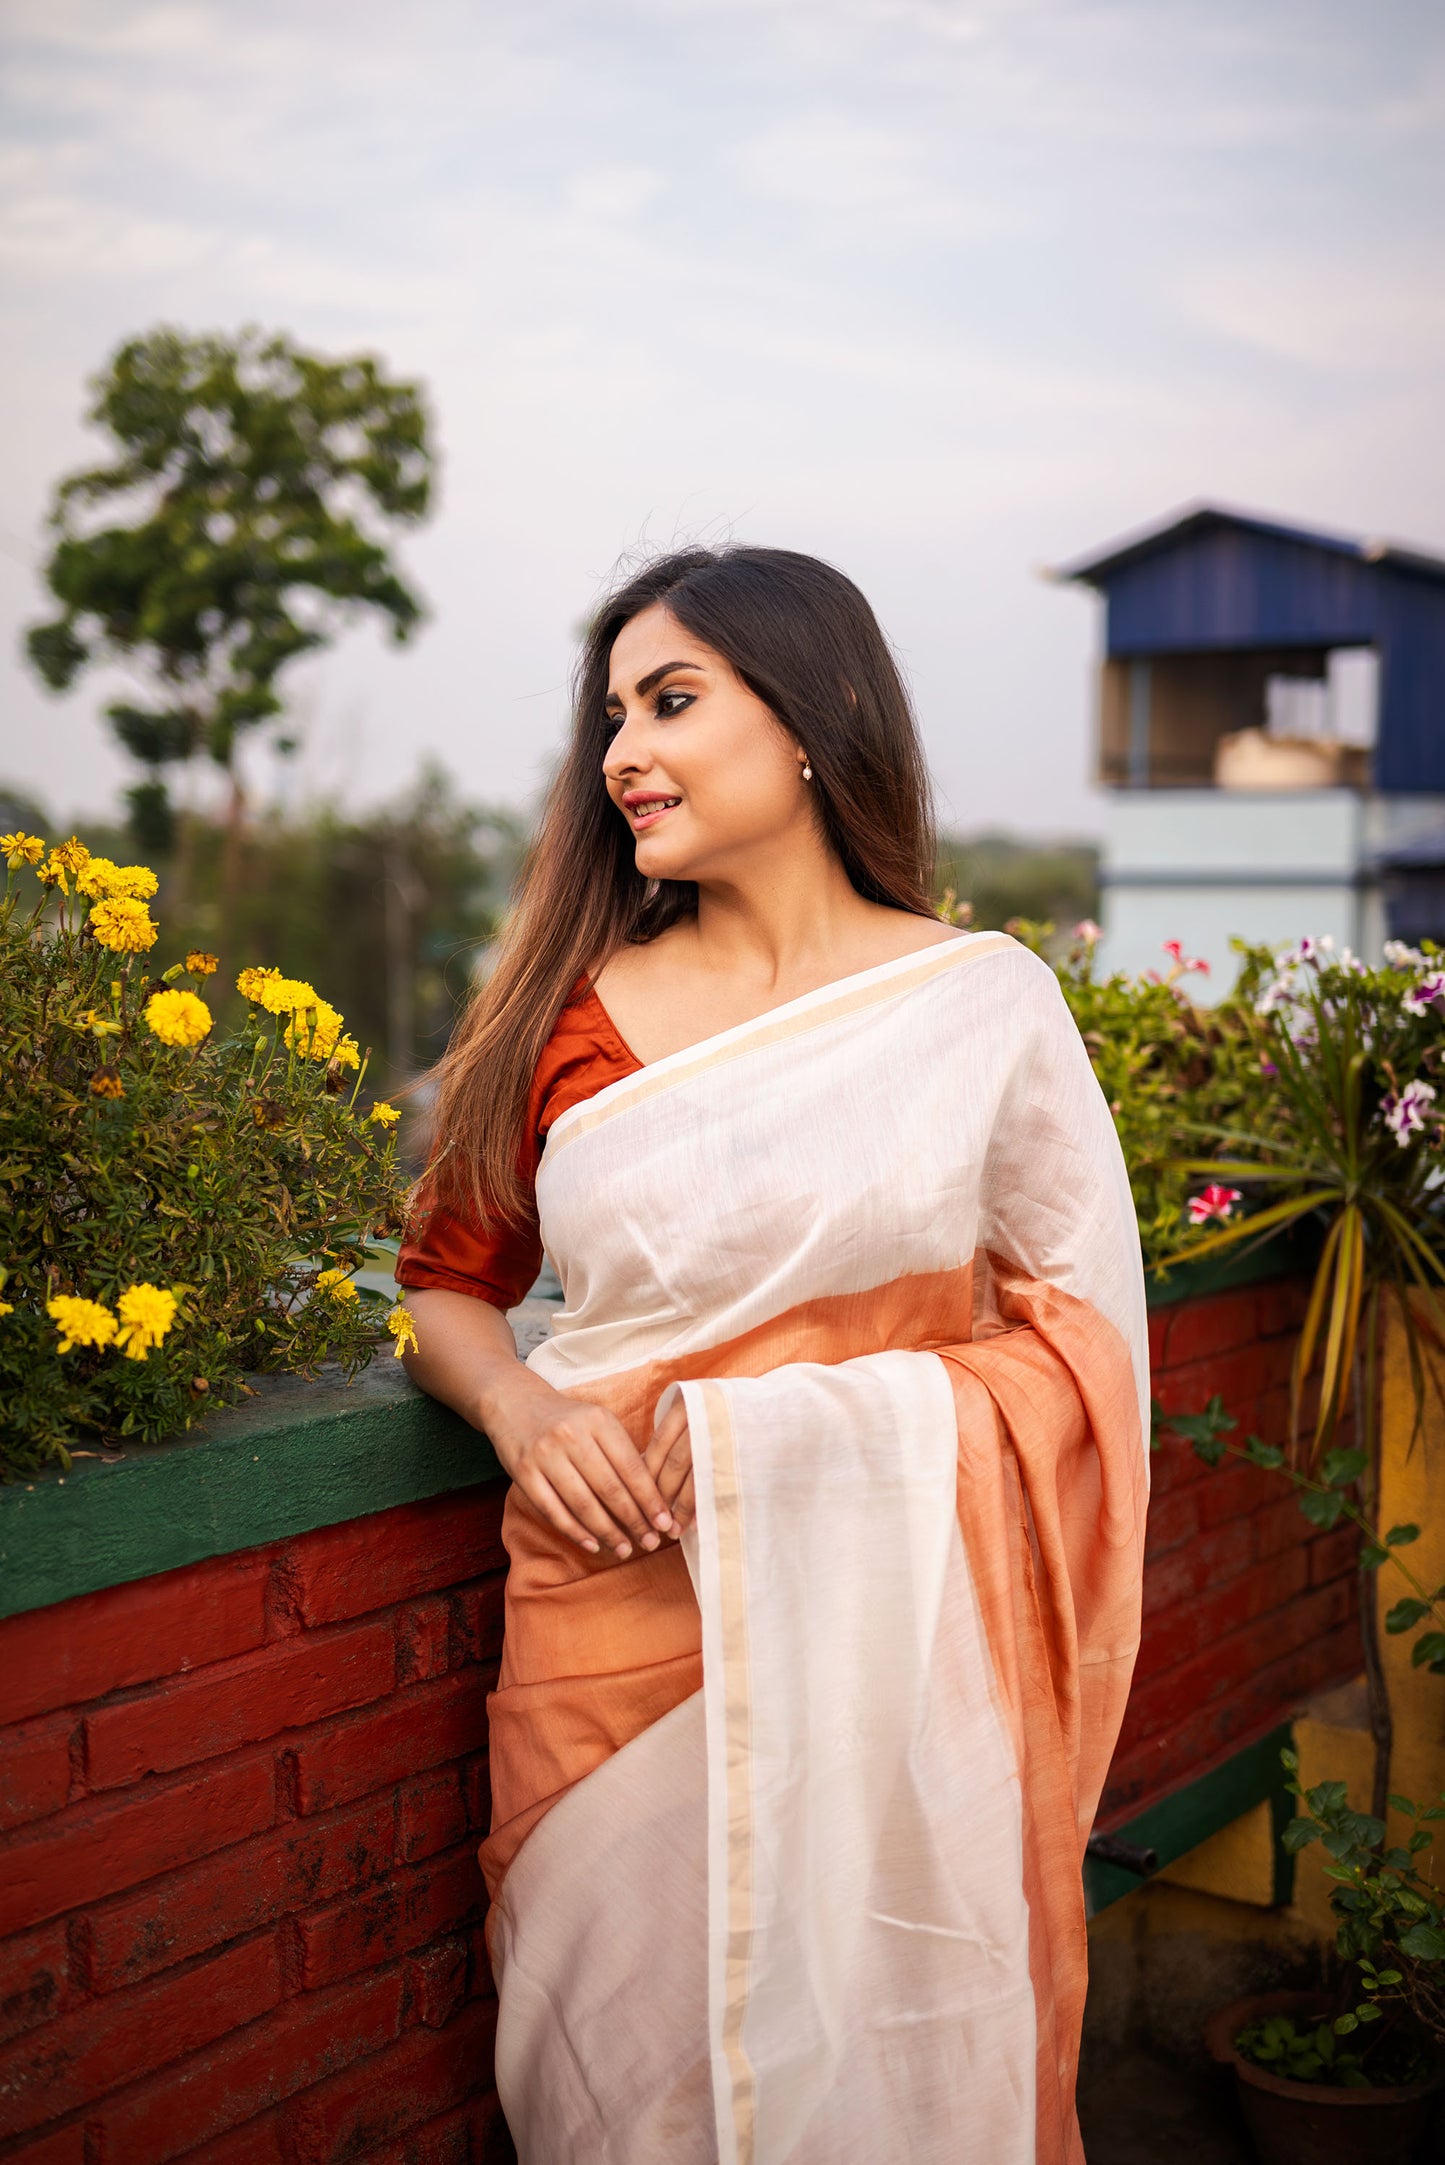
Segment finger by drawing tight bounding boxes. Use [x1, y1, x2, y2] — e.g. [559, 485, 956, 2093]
[598, 1418, 680, 1535]
[648, 1394, 689, 1454]
[546, 1456, 640, 1558]
[521, 1470, 602, 1556]
[571, 1428, 671, 1550]
[657, 1435, 692, 1510]
[671, 1468, 695, 1529]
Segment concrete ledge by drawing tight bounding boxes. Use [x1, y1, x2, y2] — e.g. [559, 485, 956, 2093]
[0, 1300, 552, 1622]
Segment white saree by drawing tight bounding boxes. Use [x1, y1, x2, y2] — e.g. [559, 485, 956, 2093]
[483, 934, 1150, 2165]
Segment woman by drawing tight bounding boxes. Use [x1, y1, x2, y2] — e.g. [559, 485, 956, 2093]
[398, 546, 1149, 2165]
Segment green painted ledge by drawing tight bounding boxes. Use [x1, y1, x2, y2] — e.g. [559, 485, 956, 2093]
[1085, 1723, 1296, 1916]
[1145, 1225, 1313, 1311]
[0, 1300, 557, 1624]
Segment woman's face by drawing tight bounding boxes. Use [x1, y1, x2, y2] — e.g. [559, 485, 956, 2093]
[603, 603, 811, 884]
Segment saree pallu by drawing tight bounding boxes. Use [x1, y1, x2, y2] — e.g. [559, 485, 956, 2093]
[483, 935, 1150, 2164]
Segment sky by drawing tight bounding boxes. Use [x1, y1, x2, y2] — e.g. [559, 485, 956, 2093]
[1, 0, 1442, 839]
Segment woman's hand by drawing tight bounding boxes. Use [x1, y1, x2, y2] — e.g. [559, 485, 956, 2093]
[646, 1391, 694, 1532]
[488, 1365, 680, 1561]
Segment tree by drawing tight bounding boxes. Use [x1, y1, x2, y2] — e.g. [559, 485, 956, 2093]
[25, 326, 434, 889]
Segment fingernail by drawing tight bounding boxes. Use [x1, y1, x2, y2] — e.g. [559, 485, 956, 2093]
[582, 1538, 599, 1554]
[615, 1541, 632, 1559]
[654, 1513, 675, 1533]
[641, 1531, 660, 1551]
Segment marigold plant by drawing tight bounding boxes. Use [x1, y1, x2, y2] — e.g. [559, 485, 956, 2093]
[0, 836, 416, 1479]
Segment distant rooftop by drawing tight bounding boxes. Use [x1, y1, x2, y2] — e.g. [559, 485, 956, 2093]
[1052, 501, 1445, 589]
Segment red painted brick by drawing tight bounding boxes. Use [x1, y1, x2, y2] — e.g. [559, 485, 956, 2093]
[405, 1935, 468, 2031]
[359, 2100, 471, 2164]
[0, 1557, 270, 1729]
[5, 2124, 87, 2164]
[1143, 1487, 1200, 1557]
[452, 1577, 506, 1670]
[473, 2089, 516, 2165]
[297, 1845, 485, 1989]
[286, 1995, 497, 2163]
[88, 1795, 396, 1992]
[1146, 1308, 1170, 1369]
[94, 1966, 405, 2163]
[0, 1924, 66, 2047]
[1134, 1550, 1310, 1681]
[287, 1493, 507, 1628]
[1162, 1339, 1285, 1417]
[396, 1600, 452, 1687]
[1162, 1289, 1261, 1369]
[176, 2110, 287, 2162]
[85, 1619, 396, 1791]
[0, 1751, 275, 1939]
[1142, 1518, 1253, 1618]
[398, 1769, 466, 1865]
[1309, 1523, 1362, 1586]
[289, 1672, 489, 1817]
[0, 1933, 280, 2138]
[1195, 1458, 1284, 1532]
[0, 1717, 73, 1836]
[461, 1755, 491, 1836]
[1253, 1493, 1312, 1562]
[1255, 1279, 1308, 1337]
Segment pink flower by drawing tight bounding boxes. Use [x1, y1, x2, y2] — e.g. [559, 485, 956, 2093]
[1072, 920, 1102, 945]
[1260, 1055, 1278, 1078]
[1188, 1185, 1242, 1225]
[1162, 939, 1211, 977]
[1382, 1079, 1437, 1147]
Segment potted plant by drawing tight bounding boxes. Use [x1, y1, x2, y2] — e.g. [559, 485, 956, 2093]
[0, 829, 416, 1478]
[1206, 1757, 1445, 2164]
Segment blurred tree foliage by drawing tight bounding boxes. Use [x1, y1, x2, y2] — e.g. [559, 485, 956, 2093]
[24, 326, 434, 888]
[935, 830, 1099, 934]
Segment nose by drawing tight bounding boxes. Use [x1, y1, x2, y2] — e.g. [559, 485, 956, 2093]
[603, 705, 647, 781]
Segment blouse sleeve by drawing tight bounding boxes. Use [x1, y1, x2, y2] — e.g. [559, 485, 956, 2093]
[394, 983, 641, 1314]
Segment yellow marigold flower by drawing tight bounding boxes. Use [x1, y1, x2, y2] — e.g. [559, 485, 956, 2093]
[186, 950, 219, 977]
[333, 1035, 361, 1071]
[367, 1102, 401, 1128]
[284, 997, 347, 1062]
[0, 1300, 13, 1318]
[90, 1066, 125, 1098]
[80, 1008, 122, 1039]
[114, 1282, 178, 1361]
[144, 988, 213, 1048]
[38, 836, 90, 893]
[76, 856, 159, 902]
[1, 831, 45, 869]
[237, 964, 282, 1003]
[386, 1303, 419, 1358]
[262, 976, 320, 1018]
[315, 1266, 360, 1303]
[47, 1294, 118, 1353]
[90, 896, 159, 953]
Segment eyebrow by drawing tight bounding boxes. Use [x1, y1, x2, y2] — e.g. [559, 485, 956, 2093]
[603, 659, 704, 709]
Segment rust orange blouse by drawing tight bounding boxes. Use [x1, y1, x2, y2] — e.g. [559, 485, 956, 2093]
[395, 984, 642, 1311]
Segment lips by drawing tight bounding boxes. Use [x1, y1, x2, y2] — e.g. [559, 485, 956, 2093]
[626, 794, 681, 828]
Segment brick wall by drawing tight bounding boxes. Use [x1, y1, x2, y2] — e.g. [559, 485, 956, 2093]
[0, 1487, 513, 2165]
[0, 1276, 1364, 2160]
[1100, 1276, 1363, 1824]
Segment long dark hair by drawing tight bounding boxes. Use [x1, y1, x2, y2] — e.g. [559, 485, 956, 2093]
[428, 545, 938, 1222]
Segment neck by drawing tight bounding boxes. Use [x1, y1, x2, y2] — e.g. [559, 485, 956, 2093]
[689, 842, 879, 992]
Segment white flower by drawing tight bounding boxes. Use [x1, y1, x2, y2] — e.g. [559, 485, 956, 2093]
[1385, 940, 1427, 970]
[1403, 972, 1445, 1019]
[1382, 1079, 1437, 1147]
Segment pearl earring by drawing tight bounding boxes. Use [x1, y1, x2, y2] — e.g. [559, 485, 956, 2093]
[801, 757, 813, 781]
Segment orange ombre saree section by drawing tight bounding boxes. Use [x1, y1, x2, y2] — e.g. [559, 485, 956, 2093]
[482, 935, 1149, 2163]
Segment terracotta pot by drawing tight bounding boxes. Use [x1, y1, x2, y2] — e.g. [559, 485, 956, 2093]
[1205, 1991, 1445, 2165]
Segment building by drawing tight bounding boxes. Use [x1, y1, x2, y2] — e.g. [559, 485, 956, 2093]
[1053, 503, 1445, 991]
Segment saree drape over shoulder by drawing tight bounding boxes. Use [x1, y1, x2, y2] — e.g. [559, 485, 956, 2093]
[482, 935, 1150, 2165]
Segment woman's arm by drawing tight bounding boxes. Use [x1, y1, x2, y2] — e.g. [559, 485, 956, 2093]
[401, 1288, 680, 1560]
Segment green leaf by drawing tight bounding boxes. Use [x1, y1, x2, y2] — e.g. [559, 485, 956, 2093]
[1398, 1923, 1445, 1961]
[1386, 1524, 1422, 1547]
[1282, 1817, 1322, 1853]
[1244, 1436, 1285, 1470]
[1299, 1488, 1347, 1530]
[1411, 1632, 1445, 1670]
[1386, 1599, 1431, 1635]
[1320, 1446, 1368, 1490]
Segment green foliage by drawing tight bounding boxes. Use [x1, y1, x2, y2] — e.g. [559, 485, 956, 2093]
[935, 831, 1098, 936]
[24, 326, 434, 816]
[0, 833, 412, 1480]
[1278, 1747, 1445, 2065]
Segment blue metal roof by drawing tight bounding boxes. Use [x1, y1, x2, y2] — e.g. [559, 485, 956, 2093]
[1052, 503, 1445, 793]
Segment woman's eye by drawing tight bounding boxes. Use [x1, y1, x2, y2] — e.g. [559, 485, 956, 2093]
[656, 690, 693, 717]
